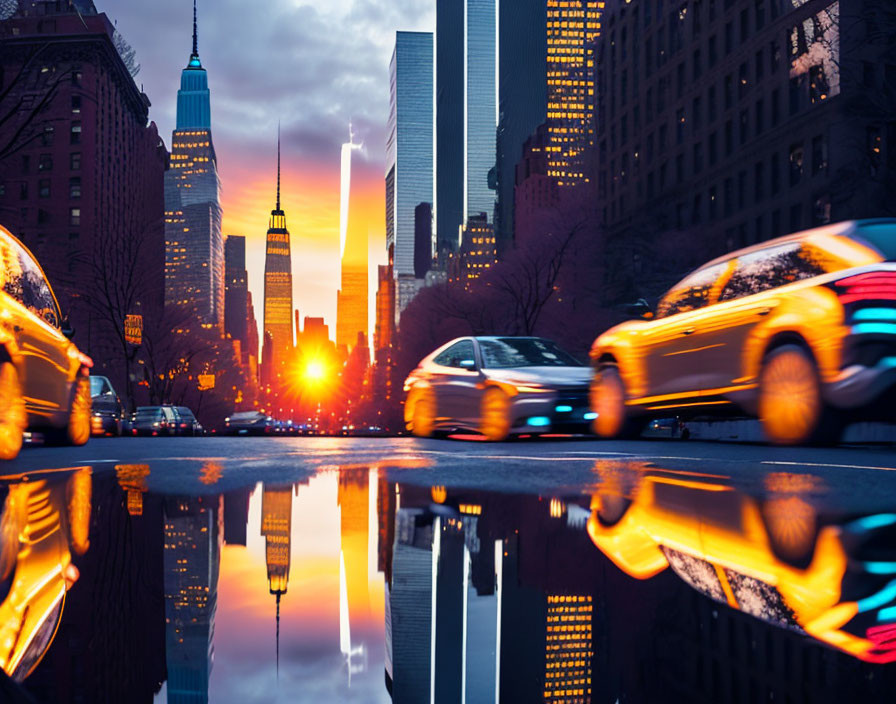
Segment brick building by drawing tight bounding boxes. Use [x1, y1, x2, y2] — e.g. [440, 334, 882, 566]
[0, 1, 167, 376]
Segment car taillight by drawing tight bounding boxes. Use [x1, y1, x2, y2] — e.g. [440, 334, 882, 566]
[865, 624, 896, 663]
[835, 271, 896, 305]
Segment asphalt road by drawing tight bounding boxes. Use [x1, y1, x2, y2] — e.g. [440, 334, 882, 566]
[7, 435, 896, 514]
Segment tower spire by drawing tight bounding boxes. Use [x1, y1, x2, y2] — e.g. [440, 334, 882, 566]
[276, 124, 281, 211]
[192, 0, 198, 58]
[275, 592, 281, 681]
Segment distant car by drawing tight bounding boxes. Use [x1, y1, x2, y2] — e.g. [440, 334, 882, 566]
[89, 376, 123, 436]
[590, 220, 896, 445]
[223, 411, 277, 435]
[131, 406, 176, 436]
[171, 406, 203, 436]
[0, 224, 93, 459]
[403, 336, 594, 441]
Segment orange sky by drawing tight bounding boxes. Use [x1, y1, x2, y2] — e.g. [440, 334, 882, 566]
[220, 150, 386, 345]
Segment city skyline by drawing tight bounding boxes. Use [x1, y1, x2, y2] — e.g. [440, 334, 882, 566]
[97, 0, 435, 339]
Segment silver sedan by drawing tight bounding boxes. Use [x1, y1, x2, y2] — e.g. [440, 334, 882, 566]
[403, 336, 595, 441]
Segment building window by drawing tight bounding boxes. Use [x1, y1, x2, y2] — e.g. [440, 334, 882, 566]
[694, 142, 704, 173]
[724, 119, 733, 154]
[693, 96, 702, 130]
[770, 41, 781, 72]
[771, 152, 781, 193]
[0, 183, 4, 198]
[70, 122, 81, 145]
[693, 192, 702, 224]
[38, 179, 50, 198]
[676, 108, 685, 144]
[70, 152, 81, 171]
[708, 85, 717, 122]
[740, 8, 749, 41]
[755, 0, 765, 29]
[709, 185, 718, 219]
[738, 170, 747, 208]
[19, 183, 28, 200]
[809, 65, 830, 103]
[811, 135, 827, 174]
[21, 155, 29, 174]
[755, 161, 765, 201]
[40, 126, 54, 146]
[739, 110, 749, 145]
[724, 177, 734, 216]
[789, 203, 802, 231]
[868, 126, 882, 171]
[813, 194, 831, 226]
[676, 154, 684, 183]
[71, 95, 81, 114]
[71, 65, 82, 86]
[708, 34, 717, 67]
[69, 177, 81, 199]
[693, 49, 702, 81]
[771, 88, 780, 126]
[38, 153, 52, 171]
[724, 73, 734, 108]
[755, 99, 764, 135]
[709, 131, 718, 165]
[772, 209, 781, 236]
[789, 143, 804, 185]
[724, 21, 733, 54]
[69, 207, 80, 226]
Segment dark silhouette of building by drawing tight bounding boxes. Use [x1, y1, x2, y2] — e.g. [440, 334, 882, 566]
[515, 123, 560, 245]
[224, 235, 249, 360]
[164, 1, 224, 331]
[495, 0, 548, 253]
[413, 202, 433, 279]
[0, 2, 166, 380]
[223, 487, 251, 546]
[595, 0, 896, 300]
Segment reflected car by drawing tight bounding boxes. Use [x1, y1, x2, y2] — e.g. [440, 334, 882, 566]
[89, 376, 123, 437]
[171, 406, 203, 436]
[587, 468, 896, 663]
[0, 224, 93, 459]
[0, 468, 91, 681]
[590, 220, 896, 444]
[131, 406, 176, 436]
[223, 411, 277, 435]
[403, 336, 594, 441]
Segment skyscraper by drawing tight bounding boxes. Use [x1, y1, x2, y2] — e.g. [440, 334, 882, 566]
[386, 31, 433, 317]
[164, 0, 224, 330]
[546, 0, 602, 187]
[464, 0, 497, 223]
[435, 0, 464, 258]
[336, 130, 368, 352]
[261, 484, 292, 674]
[224, 235, 249, 352]
[262, 135, 294, 377]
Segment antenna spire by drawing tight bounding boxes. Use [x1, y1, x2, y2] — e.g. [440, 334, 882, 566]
[276, 592, 281, 681]
[192, 0, 198, 58]
[276, 124, 281, 211]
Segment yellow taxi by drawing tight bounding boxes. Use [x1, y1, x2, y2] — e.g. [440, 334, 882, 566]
[589, 220, 896, 444]
[0, 468, 90, 681]
[0, 224, 92, 459]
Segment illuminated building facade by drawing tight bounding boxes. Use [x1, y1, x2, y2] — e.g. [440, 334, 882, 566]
[162, 496, 222, 704]
[544, 595, 593, 703]
[164, 2, 224, 329]
[261, 484, 292, 672]
[546, 0, 602, 187]
[338, 470, 372, 679]
[336, 135, 368, 351]
[262, 138, 294, 376]
[453, 213, 496, 284]
[386, 31, 433, 316]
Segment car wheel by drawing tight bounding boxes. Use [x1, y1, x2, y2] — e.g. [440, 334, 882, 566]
[590, 365, 640, 439]
[47, 375, 91, 447]
[758, 345, 840, 446]
[407, 388, 436, 438]
[0, 362, 26, 460]
[479, 387, 511, 442]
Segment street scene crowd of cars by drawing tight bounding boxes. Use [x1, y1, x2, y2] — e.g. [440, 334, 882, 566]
[1, 219, 895, 459]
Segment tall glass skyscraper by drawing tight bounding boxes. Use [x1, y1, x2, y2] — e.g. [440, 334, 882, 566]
[546, 0, 602, 186]
[164, 1, 224, 330]
[336, 133, 368, 351]
[262, 138, 294, 374]
[386, 32, 433, 315]
[464, 0, 497, 222]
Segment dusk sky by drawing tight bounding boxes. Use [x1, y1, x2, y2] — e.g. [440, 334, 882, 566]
[101, 0, 434, 336]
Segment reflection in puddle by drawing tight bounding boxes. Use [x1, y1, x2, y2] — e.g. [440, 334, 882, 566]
[5, 460, 896, 701]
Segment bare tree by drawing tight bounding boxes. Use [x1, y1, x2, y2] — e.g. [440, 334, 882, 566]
[112, 28, 140, 79]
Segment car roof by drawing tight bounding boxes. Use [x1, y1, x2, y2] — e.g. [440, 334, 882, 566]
[700, 219, 893, 270]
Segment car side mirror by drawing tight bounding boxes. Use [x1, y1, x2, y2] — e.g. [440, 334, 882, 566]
[626, 299, 654, 320]
[61, 317, 75, 339]
[460, 359, 477, 370]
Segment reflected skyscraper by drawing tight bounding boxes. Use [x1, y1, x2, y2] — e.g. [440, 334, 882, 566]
[261, 484, 293, 673]
[262, 135, 295, 378]
[162, 496, 222, 704]
[336, 130, 369, 352]
[338, 469, 372, 681]
[164, 0, 224, 330]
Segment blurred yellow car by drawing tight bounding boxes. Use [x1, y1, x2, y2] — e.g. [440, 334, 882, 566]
[589, 219, 896, 444]
[0, 224, 92, 459]
[0, 468, 90, 681]
[587, 469, 896, 663]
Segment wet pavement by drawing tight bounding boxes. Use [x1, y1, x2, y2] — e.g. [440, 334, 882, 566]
[3, 436, 896, 702]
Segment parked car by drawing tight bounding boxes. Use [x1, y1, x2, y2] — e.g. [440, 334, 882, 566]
[171, 406, 203, 436]
[223, 411, 277, 435]
[403, 336, 594, 441]
[589, 220, 896, 444]
[89, 375, 123, 436]
[131, 406, 176, 436]
[0, 224, 92, 459]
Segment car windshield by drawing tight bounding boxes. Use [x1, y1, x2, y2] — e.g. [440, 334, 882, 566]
[175, 407, 195, 420]
[851, 223, 896, 261]
[478, 338, 582, 369]
[231, 412, 263, 420]
[89, 377, 113, 397]
[135, 407, 162, 418]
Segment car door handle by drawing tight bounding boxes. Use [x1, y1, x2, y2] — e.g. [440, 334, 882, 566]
[757, 308, 772, 316]
[682, 328, 696, 336]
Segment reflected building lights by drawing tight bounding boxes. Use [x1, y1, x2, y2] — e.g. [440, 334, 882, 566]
[260, 484, 293, 675]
